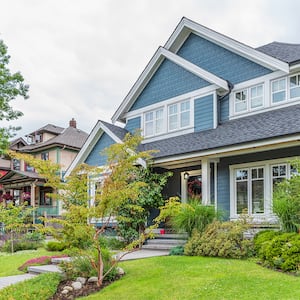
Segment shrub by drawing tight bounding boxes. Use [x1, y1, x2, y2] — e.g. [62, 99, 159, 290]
[184, 220, 253, 259]
[45, 240, 67, 252]
[253, 230, 281, 255]
[257, 232, 300, 272]
[25, 231, 45, 242]
[60, 247, 117, 281]
[169, 245, 184, 256]
[272, 159, 300, 233]
[1, 240, 42, 252]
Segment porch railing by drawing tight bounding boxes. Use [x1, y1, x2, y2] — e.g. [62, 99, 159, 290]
[36, 205, 59, 217]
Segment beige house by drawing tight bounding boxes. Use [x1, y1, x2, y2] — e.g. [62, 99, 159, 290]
[0, 119, 88, 219]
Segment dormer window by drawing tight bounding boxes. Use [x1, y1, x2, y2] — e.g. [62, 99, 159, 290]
[290, 74, 300, 99]
[144, 108, 164, 137]
[234, 84, 264, 114]
[168, 100, 190, 131]
[272, 78, 286, 103]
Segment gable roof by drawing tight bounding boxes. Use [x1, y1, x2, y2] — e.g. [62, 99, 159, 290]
[256, 42, 300, 65]
[64, 120, 128, 177]
[112, 17, 289, 124]
[20, 126, 88, 152]
[26, 124, 65, 136]
[0, 169, 43, 185]
[141, 104, 300, 162]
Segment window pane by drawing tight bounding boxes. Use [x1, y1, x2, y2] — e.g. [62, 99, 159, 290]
[156, 119, 163, 134]
[236, 169, 248, 181]
[145, 112, 153, 122]
[169, 115, 178, 131]
[168, 104, 177, 115]
[180, 111, 190, 127]
[145, 121, 153, 136]
[237, 181, 248, 214]
[290, 86, 300, 99]
[252, 180, 264, 213]
[272, 91, 286, 103]
[235, 101, 247, 112]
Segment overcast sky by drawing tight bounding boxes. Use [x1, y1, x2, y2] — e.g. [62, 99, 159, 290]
[0, 0, 300, 138]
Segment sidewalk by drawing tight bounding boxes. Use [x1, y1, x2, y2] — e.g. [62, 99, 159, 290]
[0, 249, 169, 290]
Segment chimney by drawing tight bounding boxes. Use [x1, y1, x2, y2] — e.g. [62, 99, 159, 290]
[69, 118, 77, 128]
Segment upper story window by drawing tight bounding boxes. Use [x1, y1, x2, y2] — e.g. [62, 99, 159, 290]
[271, 74, 300, 104]
[144, 108, 164, 137]
[234, 84, 264, 114]
[168, 100, 190, 131]
[41, 152, 49, 161]
[12, 159, 20, 170]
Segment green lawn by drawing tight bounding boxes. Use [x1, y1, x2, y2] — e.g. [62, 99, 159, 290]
[1, 252, 300, 300]
[83, 256, 300, 300]
[0, 248, 61, 276]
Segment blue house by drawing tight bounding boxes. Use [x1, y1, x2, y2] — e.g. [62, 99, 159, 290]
[67, 17, 300, 223]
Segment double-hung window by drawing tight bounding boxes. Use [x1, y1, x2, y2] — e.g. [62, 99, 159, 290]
[144, 108, 164, 137]
[234, 84, 264, 114]
[290, 74, 300, 99]
[168, 100, 190, 131]
[272, 78, 287, 103]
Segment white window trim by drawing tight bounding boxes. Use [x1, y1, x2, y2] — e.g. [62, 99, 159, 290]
[233, 83, 264, 115]
[229, 157, 297, 223]
[167, 99, 191, 132]
[144, 107, 164, 138]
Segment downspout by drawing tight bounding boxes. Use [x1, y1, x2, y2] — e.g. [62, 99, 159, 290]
[218, 80, 234, 125]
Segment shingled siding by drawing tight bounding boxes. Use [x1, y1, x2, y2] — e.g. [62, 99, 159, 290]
[219, 94, 229, 122]
[194, 94, 214, 131]
[130, 58, 210, 111]
[85, 133, 115, 166]
[125, 117, 141, 134]
[216, 145, 300, 219]
[177, 33, 272, 84]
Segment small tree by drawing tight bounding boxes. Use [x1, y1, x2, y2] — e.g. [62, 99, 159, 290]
[9, 132, 153, 286]
[0, 204, 34, 253]
[273, 159, 300, 232]
[0, 39, 29, 152]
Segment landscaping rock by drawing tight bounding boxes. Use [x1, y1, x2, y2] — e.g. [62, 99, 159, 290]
[61, 289, 69, 295]
[71, 281, 82, 290]
[87, 276, 98, 283]
[116, 267, 125, 275]
[64, 286, 73, 292]
[76, 277, 87, 285]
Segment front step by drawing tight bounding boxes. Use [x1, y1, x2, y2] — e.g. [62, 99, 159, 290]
[142, 232, 187, 251]
[28, 264, 62, 275]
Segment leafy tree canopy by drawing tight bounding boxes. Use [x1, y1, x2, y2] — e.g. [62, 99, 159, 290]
[0, 39, 29, 151]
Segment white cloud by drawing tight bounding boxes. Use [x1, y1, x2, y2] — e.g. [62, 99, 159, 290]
[0, 0, 299, 137]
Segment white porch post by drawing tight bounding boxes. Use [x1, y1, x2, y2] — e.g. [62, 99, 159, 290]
[201, 158, 210, 205]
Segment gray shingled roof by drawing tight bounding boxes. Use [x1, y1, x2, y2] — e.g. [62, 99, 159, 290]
[140, 104, 300, 159]
[101, 120, 128, 141]
[256, 42, 300, 65]
[21, 126, 88, 152]
[26, 124, 65, 136]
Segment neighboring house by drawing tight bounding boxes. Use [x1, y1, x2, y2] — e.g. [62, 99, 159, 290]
[67, 17, 300, 224]
[0, 118, 88, 218]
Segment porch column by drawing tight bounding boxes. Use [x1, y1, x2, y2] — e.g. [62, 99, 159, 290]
[201, 158, 210, 205]
[30, 182, 36, 207]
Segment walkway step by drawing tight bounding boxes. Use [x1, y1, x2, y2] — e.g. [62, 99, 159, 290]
[28, 264, 62, 275]
[0, 274, 37, 290]
[146, 238, 186, 245]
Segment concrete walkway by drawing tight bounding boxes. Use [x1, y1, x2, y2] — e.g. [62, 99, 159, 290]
[0, 249, 169, 290]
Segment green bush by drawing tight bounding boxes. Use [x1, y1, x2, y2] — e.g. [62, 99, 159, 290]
[253, 230, 281, 255]
[45, 240, 67, 252]
[1, 240, 42, 253]
[60, 247, 117, 281]
[169, 245, 184, 256]
[25, 231, 45, 242]
[172, 200, 220, 237]
[257, 232, 300, 272]
[184, 220, 253, 259]
[273, 159, 300, 232]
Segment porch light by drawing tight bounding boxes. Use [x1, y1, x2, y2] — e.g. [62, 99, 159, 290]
[184, 172, 190, 180]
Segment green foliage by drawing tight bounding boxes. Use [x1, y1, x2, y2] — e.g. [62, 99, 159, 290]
[45, 240, 67, 252]
[184, 220, 253, 259]
[154, 197, 220, 237]
[1, 240, 42, 253]
[0, 39, 29, 152]
[0, 272, 61, 300]
[60, 248, 117, 281]
[255, 232, 300, 272]
[24, 231, 44, 242]
[117, 166, 171, 243]
[253, 230, 281, 254]
[169, 245, 184, 256]
[273, 159, 300, 232]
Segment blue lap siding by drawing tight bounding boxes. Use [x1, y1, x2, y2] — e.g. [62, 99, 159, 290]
[194, 94, 214, 131]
